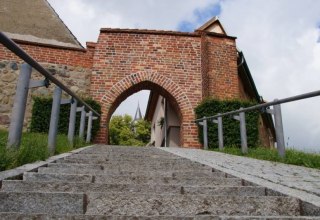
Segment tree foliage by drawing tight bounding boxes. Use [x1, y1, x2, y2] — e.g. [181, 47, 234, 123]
[109, 114, 151, 146]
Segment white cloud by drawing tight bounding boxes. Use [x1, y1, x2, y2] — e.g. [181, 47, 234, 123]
[48, 0, 216, 45]
[219, 0, 320, 150]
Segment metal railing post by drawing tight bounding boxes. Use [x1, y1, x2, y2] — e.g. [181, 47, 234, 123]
[67, 98, 77, 145]
[234, 108, 248, 154]
[86, 111, 93, 143]
[273, 100, 285, 158]
[48, 86, 62, 154]
[7, 63, 32, 149]
[202, 117, 208, 150]
[212, 114, 224, 150]
[79, 107, 86, 139]
[240, 111, 248, 153]
[217, 116, 224, 150]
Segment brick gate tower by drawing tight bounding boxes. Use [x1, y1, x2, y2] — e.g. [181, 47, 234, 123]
[90, 18, 249, 148]
[0, 0, 273, 148]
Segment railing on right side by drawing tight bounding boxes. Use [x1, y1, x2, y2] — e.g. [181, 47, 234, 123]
[195, 90, 320, 157]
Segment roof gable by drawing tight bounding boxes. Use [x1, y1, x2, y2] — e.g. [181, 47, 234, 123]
[196, 16, 227, 35]
[0, 0, 83, 49]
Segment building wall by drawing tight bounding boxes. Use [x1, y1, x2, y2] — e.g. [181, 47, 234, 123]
[167, 127, 180, 147]
[91, 29, 239, 148]
[206, 36, 239, 99]
[150, 97, 165, 147]
[0, 29, 250, 149]
[149, 95, 181, 147]
[0, 42, 94, 129]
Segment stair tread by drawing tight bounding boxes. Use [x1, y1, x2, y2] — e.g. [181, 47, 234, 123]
[0, 192, 84, 215]
[0, 212, 318, 220]
[1, 180, 266, 195]
[23, 172, 243, 186]
[37, 167, 226, 177]
[85, 193, 301, 216]
[1, 145, 319, 217]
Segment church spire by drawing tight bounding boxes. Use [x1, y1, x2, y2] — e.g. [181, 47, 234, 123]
[134, 102, 142, 121]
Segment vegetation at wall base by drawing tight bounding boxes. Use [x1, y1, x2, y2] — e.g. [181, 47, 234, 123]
[195, 98, 259, 148]
[30, 96, 101, 141]
[0, 130, 88, 171]
[211, 146, 320, 169]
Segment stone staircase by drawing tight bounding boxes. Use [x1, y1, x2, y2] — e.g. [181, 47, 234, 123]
[0, 145, 319, 219]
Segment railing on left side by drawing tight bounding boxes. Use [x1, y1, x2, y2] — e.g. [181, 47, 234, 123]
[0, 32, 100, 154]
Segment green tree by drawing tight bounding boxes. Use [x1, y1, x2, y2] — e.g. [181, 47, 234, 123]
[135, 119, 151, 143]
[109, 114, 151, 146]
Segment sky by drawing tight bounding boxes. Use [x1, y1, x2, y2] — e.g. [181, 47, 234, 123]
[48, 0, 320, 152]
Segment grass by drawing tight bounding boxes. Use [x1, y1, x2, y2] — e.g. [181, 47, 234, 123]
[0, 129, 88, 171]
[211, 146, 320, 169]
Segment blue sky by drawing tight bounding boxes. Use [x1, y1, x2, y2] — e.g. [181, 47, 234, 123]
[177, 3, 221, 32]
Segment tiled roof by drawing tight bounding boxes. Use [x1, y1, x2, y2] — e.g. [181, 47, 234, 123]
[0, 0, 83, 49]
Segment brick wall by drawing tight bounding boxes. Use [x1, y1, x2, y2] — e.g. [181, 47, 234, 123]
[90, 29, 239, 148]
[0, 30, 242, 148]
[206, 35, 239, 99]
[0, 40, 94, 68]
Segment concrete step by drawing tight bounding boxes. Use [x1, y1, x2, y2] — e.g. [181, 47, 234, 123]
[0, 213, 318, 220]
[1, 145, 317, 218]
[0, 213, 319, 220]
[37, 167, 229, 178]
[55, 159, 210, 172]
[1, 180, 265, 196]
[49, 162, 213, 172]
[48, 162, 103, 170]
[55, 157, 208, 167]
[80, 145, 171, 153]
[85, 193, 301, 216]
[94, 175, 242, 186]
[79, 148, 177, 157]
[0, 192, 84, 215]
[70, 153, 182, 160]
[22, 172, 242, 186]
[23, 172, 94, 183]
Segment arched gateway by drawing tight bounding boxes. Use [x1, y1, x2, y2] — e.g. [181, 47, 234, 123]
[98, 72, 196, 147]
[89, 18, 246, 148]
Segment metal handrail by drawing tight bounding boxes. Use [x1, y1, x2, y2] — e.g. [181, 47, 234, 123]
[195, 89, 320, 122]
[195, 88, 320, 157]
[0, 32, 100, 117]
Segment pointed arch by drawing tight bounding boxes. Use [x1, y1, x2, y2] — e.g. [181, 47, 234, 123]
[96, 71, 199, 147]
[100, 71, 193, 121]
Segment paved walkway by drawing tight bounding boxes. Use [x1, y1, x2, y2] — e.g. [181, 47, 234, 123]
[160, 147, 320, 207]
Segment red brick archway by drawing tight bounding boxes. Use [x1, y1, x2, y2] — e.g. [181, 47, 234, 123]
[95, 71, 200, 148]
[90, 28, 239, 148]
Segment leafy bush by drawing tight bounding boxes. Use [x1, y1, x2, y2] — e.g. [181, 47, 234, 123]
[195, 98, 259, 149]
[109, 114, 151, 146]
[30, 97, 101, 141]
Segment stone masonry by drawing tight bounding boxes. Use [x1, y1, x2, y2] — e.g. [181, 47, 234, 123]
[0, 42, 94, 130]
[0, 145, 319, 218]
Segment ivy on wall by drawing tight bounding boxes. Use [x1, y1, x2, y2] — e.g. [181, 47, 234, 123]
[195, 98, 259, 149]
[30, 97, 101, 140]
